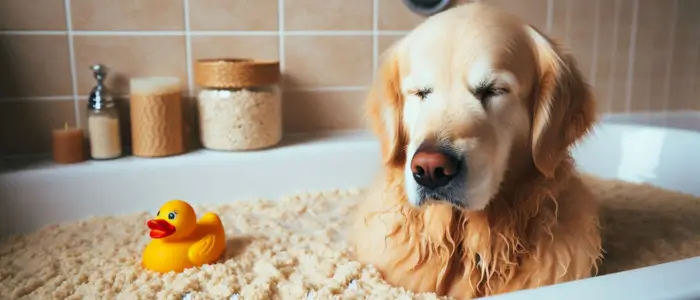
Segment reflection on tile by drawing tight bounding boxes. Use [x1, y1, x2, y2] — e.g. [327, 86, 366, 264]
[73, 35, 187, 95]
[551, 0, 596, 88]
[0, 100, 76, 155]
[607, 0, 635, 113]
[549, 0, 569, 41]
[284, 36, 372, 87]
[283, 91, 367, 133]
[71, 0, 184, 30]
[0, 35, 72, 98]
[592, 0, 618, 113]
[668, 0, 700, 110]
[629, 0, 675, 112]
[0, 0, 67, 30]
[285, 0, 372, 30]
[189, 0, 278, 31]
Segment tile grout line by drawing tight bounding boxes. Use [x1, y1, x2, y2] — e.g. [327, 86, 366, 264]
[0, 96, 75, 102]
[0, 85, 371, 103]
[607, 0, 621, 113]
[289, 86, 368, 92]
[285, 30, 372, 36]
[0, 30, 411, 36]
[64, 0, 80, 128]
[372, 0, 379, 79]
[68, 30, 185, 36]
[183, 0, 194, 97]
[661, 0, 678, 112]
[0, 30, 68, 35]
[379, 30, 410, 36]
[278, 0, 285, 72]
[589, 0, 601, 88]
[191, 31, 278, 36]
[624, 0, 639, 113]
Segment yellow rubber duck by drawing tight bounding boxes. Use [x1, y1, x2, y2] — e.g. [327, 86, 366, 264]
[142, 200, 226, 273]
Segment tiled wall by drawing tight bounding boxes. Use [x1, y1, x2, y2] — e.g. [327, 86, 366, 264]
[0, 0, 699, 155]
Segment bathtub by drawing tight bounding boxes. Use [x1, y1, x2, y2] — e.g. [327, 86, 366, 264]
[1, 112, 700, 299]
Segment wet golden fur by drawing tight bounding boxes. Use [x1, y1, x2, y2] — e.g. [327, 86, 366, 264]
[351, 3, 603, 298]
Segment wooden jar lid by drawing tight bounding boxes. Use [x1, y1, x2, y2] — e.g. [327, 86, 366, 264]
[194, 59, 280, 89]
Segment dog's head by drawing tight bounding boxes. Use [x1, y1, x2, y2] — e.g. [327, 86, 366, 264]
[367, 3, 596, 209]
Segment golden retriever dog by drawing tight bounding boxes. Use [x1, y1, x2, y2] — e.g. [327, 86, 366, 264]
[351, 3, 603, 298]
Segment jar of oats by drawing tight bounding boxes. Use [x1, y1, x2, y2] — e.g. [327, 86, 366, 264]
[194, 59, 282, 151]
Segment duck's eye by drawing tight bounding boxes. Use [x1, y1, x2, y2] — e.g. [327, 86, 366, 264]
[414, 87, 433, 100]
[168, 212, 176, 220]
[156, 210, 160, 216]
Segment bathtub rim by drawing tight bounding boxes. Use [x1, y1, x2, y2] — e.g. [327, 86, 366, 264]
[1, 120, 700, 300]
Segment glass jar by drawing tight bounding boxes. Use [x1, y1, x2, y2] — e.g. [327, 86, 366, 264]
[87, 105, 122, 159]
[194, 59, 282, 151]
[87, 64, 123, 160]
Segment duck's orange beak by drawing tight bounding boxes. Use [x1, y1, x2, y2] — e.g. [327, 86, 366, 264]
[146, 219, 176, 238]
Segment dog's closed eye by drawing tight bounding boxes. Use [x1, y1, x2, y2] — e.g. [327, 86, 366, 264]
[473, 81, 508, 105]
[413, 87, 434, 100]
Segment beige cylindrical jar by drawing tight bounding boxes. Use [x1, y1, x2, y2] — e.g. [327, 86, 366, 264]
[195, 59, 282, 151]
[129, 77, 185, 157]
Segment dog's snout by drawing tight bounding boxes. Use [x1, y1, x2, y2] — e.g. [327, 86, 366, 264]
[411, 145, 461, 189]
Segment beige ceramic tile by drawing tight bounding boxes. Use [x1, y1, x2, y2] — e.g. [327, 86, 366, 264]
[668, 0, 700, 110]
[696, 25, 700, 111]
[71, 0, 184, 30]
[549, 0, 596, 90]
[189, 0, 278, 31]
[0, 0, 66, 30]
[606, 0, 635, 113]
[629, 0, 675, 112]
[378, 0, 426, 30]
[378, 35, 404, 56]
[0, 35, 72, 98]
[377, 0, 473, 30]
[284, 36, 372, 87]
[190, 36, 279, 62]
[285, 0, 372, 30]
[696, 13, 700, 112]
[484, 0, 548, 31]
[591, 0, 617, 113]
[283, 91, 367, 133]
[0, 100, 76, 155]
[548, 0, 569, 41]
[73, 36, 188, 96]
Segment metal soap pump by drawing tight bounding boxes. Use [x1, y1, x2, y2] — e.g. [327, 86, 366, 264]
[87, 64, 123, 160]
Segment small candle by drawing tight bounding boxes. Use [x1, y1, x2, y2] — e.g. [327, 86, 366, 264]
[52, 122, 86, 164]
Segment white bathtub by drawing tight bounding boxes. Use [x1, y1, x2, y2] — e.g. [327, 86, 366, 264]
[1, 114, 700, 300]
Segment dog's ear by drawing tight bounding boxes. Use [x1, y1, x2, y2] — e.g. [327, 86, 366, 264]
[526, 26, 597, 178]
[367, 45, 407, 167]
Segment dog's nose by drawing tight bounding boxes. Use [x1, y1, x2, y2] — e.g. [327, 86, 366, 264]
[411, 148, 460, 189]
